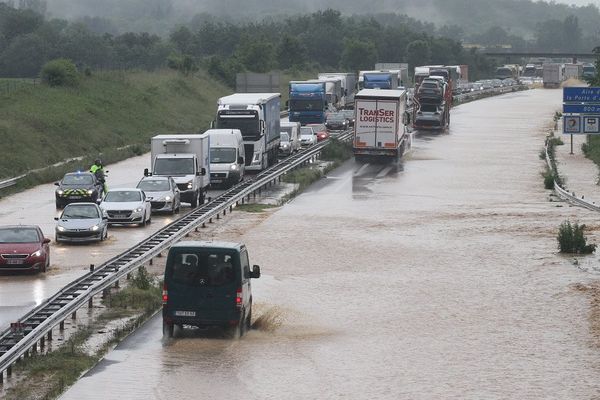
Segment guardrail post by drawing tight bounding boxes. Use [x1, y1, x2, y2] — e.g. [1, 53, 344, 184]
[47, 329, 52, 341]
[73, 309, 78, 318]
[32, 342, 37, 353]
[114, 279, 119, 288]
[7, 365, 11, 377]
[90, 264, 95, 272]
[0, 370, 3, 384]
[40, 336, 45, 349]
[127, 272, 131, 279]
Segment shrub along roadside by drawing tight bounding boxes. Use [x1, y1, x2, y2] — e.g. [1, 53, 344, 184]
[557, 220, 596, 254]
[542, 136, 564, 189]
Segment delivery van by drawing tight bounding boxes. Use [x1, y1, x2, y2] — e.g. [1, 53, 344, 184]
[206, 129, 245, 188]
[162, 241, 261, 338]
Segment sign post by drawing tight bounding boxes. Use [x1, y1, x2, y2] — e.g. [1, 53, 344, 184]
[563, 87, 600, 155]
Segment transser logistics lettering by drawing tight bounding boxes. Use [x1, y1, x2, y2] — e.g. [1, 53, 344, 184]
[358, 107, 395, 123]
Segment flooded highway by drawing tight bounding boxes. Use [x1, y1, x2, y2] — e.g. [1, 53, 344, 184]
[0, 154, 227, 330]
[58, 88, 600, 399]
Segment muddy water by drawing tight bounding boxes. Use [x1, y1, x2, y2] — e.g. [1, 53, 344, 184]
[62, 89, 600, 399]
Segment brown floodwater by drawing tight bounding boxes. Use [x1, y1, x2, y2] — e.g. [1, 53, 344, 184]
[60, 89, 600, 399]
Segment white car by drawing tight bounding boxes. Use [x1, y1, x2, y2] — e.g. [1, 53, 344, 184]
[300, 126, 317, 146]
[100, 188, 152, 226]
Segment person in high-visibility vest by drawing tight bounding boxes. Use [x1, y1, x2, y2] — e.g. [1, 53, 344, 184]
[90, 159, 107, 193]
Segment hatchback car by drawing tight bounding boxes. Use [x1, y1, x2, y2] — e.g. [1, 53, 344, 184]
[306, 123, 329, 142]
[55, 171, 104, 209]
[100, 188, 152, 226]
[325, 113, 349, 131]
[55, 203, 108, 243]
[136, 176, 180, 214]
[0, 225, 50, 273]
[300, 126, 317, 146]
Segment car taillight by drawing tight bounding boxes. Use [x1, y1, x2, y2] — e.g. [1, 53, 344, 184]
[162, 283, 168, 304]
[236, 288, 242, 308]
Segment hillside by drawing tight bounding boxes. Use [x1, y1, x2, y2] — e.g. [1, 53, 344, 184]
[0, 69, 230, 181]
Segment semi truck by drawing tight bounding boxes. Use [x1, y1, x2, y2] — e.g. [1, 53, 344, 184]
[317, 72, 357, 108]
[146, 134, 210, 208]
[374, 63, 409, 87]
[412, 66, 452, 131]
[543, 63, 563, 88]
[353, 89, 409, 161]
[312, 77, 343, 110]
[216, 93, 281, 171]
[361, 71, 400, 90]
[288, 81, 327, 125]
[563, 64, 582, 80]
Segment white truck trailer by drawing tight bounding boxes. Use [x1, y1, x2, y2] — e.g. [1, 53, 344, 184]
[216, 93, 281, 171]
[543, 64, 564, 88]
[318, 72, 357, 108]
[353, 89, 409, 161]
[146, 134, 210, 207]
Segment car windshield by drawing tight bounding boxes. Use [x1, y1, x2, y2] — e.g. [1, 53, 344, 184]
[210, 148, 237, 164]
[420, 104, 439, 113]
[0, 228, 39, 243]
[104, 191, 142, 202]
[422, 82, 439, 88]
[169, 251, 237, 287]
[62, 205, 100, 219]
[137, 179, 170, 192]
[63, 174, 93, 185]
[289, 99, 324, 111]
[300, 127, 314, 136]
[154, 158, 195, 175]
[327, 115, 344, 121]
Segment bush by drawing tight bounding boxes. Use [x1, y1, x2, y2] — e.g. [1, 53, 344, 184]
[40, 59, 79, 87]
[542, 170, 556, 189]
[557, 220, 597, 254]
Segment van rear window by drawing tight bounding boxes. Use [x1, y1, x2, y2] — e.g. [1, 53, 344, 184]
[168, 251, 236, 287]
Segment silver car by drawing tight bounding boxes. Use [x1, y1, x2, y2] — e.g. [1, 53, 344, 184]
[100, 188, 152, 226]
[54, 203, 108, 243]
[136, 176, 181, 214]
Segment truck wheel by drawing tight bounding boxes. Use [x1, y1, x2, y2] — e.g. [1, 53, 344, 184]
[199, 191, 205, 206]
[190, 191, 198, 208]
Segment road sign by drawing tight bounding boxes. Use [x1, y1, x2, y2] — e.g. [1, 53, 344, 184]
[563, 87, 600, 102]
[584, 116, 600, 133]
[563, 104, 600, 114]
[563, 115, 581, 134]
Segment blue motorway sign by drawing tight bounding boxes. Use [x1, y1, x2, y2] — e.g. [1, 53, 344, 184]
[563, 103, 600, 114]
[563, 87, 600, 102]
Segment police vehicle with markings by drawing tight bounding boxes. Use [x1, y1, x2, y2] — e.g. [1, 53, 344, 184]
[54, 171, 104, 209]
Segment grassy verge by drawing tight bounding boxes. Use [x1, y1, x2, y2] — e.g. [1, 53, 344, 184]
[582, 135, 600, 173]
[2, 268, 161, 400]
[0, 68, 231, 192]
[235, 203, 278, 213]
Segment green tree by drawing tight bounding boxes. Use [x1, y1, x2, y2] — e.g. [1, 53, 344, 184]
[585, 47, 600, 86]
[340, 39, 377, 71]
[40, 58, 79, 86]
[406, 39, 431, 69]
[169, 26, 194, 54]
[235, 37, 275, 73]
[276, 34, 306, 70]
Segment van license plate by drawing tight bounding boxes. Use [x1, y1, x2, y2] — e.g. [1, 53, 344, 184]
[175, 311, 196, 317]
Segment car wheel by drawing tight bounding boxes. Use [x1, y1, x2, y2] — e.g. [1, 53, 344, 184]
[147, 214, 152, 224]
[246, 306, 252, 330]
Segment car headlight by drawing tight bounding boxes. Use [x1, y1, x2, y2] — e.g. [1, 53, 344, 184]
[230, 164, 238, 171]
[164, 196, 171, 201]
[87, 189, 94, 195]
[91, 225, 100, 231]
[187, 181, 193, 189]
[56, 190, 63, 195]
[135, 207, 143, 212]
[57, 226, 66, 232]
[31, 249, 43, 257]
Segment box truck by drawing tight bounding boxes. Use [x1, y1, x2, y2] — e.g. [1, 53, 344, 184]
[353, 89, 409, 160]
[145, 134, 210, 208]
[317, 72, 357, 108]
[216, 93, 281, 171]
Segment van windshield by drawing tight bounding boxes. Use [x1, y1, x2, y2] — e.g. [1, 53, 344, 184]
[168, 250, 237, 287]
[210, 148, 236, 164]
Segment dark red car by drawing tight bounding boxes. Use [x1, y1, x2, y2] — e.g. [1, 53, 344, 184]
[0, 225, 50, 273]
[306, 123, 329, 142]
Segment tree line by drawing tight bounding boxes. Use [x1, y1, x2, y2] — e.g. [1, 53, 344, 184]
[0, 4, 495, 82]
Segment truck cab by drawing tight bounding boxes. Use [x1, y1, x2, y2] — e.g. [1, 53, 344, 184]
[288, 81, 327, 125]
[162, 241, 261, 338]
[147, 134, 210, 208]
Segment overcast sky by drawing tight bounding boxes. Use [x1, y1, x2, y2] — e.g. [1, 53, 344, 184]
[559, 0, 599, 5]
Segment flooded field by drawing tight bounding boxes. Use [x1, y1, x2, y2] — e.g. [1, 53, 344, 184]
[54, 89, 600, 398]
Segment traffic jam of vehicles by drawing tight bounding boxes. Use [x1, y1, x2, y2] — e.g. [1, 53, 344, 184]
[0, 58, 567, 345]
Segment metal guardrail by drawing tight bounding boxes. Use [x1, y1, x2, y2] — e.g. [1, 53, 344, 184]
[0, 175, 25, 190]
[544, 137, 600, 212]
[0, 130, 352, 379]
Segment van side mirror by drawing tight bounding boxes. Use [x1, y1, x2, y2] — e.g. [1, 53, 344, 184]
[199, 168, 206, 176]
[250, 265, 261, 279]
[238, 157, 244, 165]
